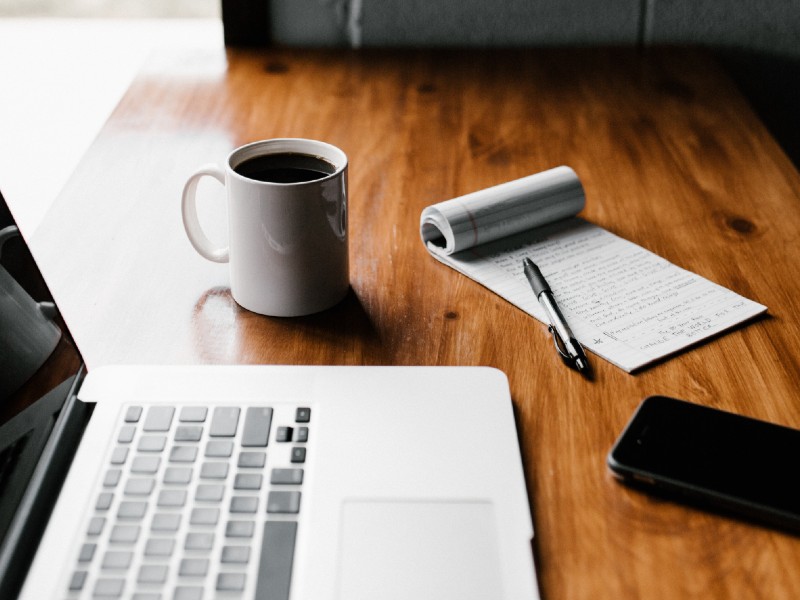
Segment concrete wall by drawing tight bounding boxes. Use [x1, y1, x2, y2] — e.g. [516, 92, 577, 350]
[645, 0, 800, 58]
[268, 0, 800, 57]
[266, 0, 800, 166]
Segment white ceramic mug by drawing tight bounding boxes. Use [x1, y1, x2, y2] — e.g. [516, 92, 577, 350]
[182, 139, 349, 316]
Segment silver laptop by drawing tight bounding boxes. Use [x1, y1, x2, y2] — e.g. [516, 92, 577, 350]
[0, 194, 538, 599]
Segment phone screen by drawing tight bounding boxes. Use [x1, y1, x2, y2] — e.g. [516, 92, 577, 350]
[608, 396, 800, 527]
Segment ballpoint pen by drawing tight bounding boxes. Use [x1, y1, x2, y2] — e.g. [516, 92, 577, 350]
[522, 257, 590, 374]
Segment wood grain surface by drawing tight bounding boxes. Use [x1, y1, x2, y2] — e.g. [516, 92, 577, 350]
[30, 46, 800, 599]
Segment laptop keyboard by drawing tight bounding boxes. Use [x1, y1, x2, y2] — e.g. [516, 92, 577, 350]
[66, 404, 310, 599]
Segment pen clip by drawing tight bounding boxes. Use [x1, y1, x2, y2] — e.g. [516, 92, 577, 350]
[548, 325, 571, 361]
[548, 325, 590, 373]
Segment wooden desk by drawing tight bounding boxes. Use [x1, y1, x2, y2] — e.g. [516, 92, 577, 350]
[30, 46, 800, 599]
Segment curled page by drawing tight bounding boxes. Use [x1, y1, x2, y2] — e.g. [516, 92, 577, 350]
[420, 166, 585, 255]
[419, 167, 767, 372]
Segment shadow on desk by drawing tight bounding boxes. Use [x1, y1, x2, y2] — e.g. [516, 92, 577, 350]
[614, 474, 800, 538]
[719, 50, 800, 170]
[191, 287, 380, 364]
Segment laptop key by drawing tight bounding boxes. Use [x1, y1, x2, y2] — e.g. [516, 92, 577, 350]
[102, 550, 133, 570]
[295, 407, 311, 423]
[124, 406, 143, 422]
[221, 545, 250, 564]
[179, 558, 209, 576]
[124, 477, 155, 496]
[200, 462, 229, 479]
[117, 501, 147, 519]
[225, 520, 255, 538]
[170, 445, 198, 463]
[137, 435, 167, 452]
[144, 538, 175, 557]
[175, 425, 203, 442]
[78, 543, 97, 562]
[271, 468, 304, 485]
[294, 427, 309, 443]
[174, 586, 203, 600]
[110, 446, 129, 464]
[157, 489, 187, 507]
[205, 440, 233, 457]
[96, 492, 114, 510]
[131, 456, 161, 474]
[110, 524, 140, 544]
[69, 570, 87, 591]
[237, 451, 266, 468]
[290, 447, 306, 463]
[267, 491, 301, 514]
[230, 496, 258, 513]
[241, 407, 273, 446]
[163, 466, 193, 484]
[234, 473, 262, 490]
[196, 483, 225, 502]
[190, 507, 220, 525]
[179, 406, 208, 422]
[210, 407, 240, 437]
[217, 572, 246, 591]
[93, 577, 124, 597]
[117, 425, 136, 444]
[275, 426, 292, 442]
[137, 564, 168, 583]
[143, 406, 175, 432]
[104, 469, 122, 487]
[185, 532, 214, 550]
[255, 521, 297, 600]
[151, 512, 181, 532]
[87, 516, 106, 536]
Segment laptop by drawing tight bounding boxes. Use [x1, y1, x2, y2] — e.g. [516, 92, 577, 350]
[0, 192, 538, 599]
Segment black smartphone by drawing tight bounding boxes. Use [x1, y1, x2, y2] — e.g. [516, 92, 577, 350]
[608, 395, 800, 533]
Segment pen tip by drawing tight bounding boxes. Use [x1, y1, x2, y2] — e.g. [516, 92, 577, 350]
[575, 358, 589, 373]
[522, 257, 536, 277]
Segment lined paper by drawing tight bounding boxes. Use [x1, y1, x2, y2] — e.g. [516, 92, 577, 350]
[421, 170, 767, 372]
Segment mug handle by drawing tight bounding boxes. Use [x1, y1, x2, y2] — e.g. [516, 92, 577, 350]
[181, 164, 229, 263]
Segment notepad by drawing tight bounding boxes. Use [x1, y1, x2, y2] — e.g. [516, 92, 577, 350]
[420, 167, 768, 372]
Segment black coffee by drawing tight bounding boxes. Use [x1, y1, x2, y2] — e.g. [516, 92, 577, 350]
[234, 153, 336, 184]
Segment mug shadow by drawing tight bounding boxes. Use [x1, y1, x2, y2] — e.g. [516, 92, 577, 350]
[191, 286, 381, 364]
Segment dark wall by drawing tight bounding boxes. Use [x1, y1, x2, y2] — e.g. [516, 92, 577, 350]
[224, 0, 800, 167]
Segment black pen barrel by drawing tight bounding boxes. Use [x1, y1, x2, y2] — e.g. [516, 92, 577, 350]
[522, 258, 550, 297]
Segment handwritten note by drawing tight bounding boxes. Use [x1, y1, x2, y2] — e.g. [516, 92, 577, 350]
[422, 170, 767, 372]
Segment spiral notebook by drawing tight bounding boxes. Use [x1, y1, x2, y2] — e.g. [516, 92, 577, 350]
[420, 167, 767, 372]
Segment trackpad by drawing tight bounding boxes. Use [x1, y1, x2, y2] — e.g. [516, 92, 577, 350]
[338, 500, 504, 599]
